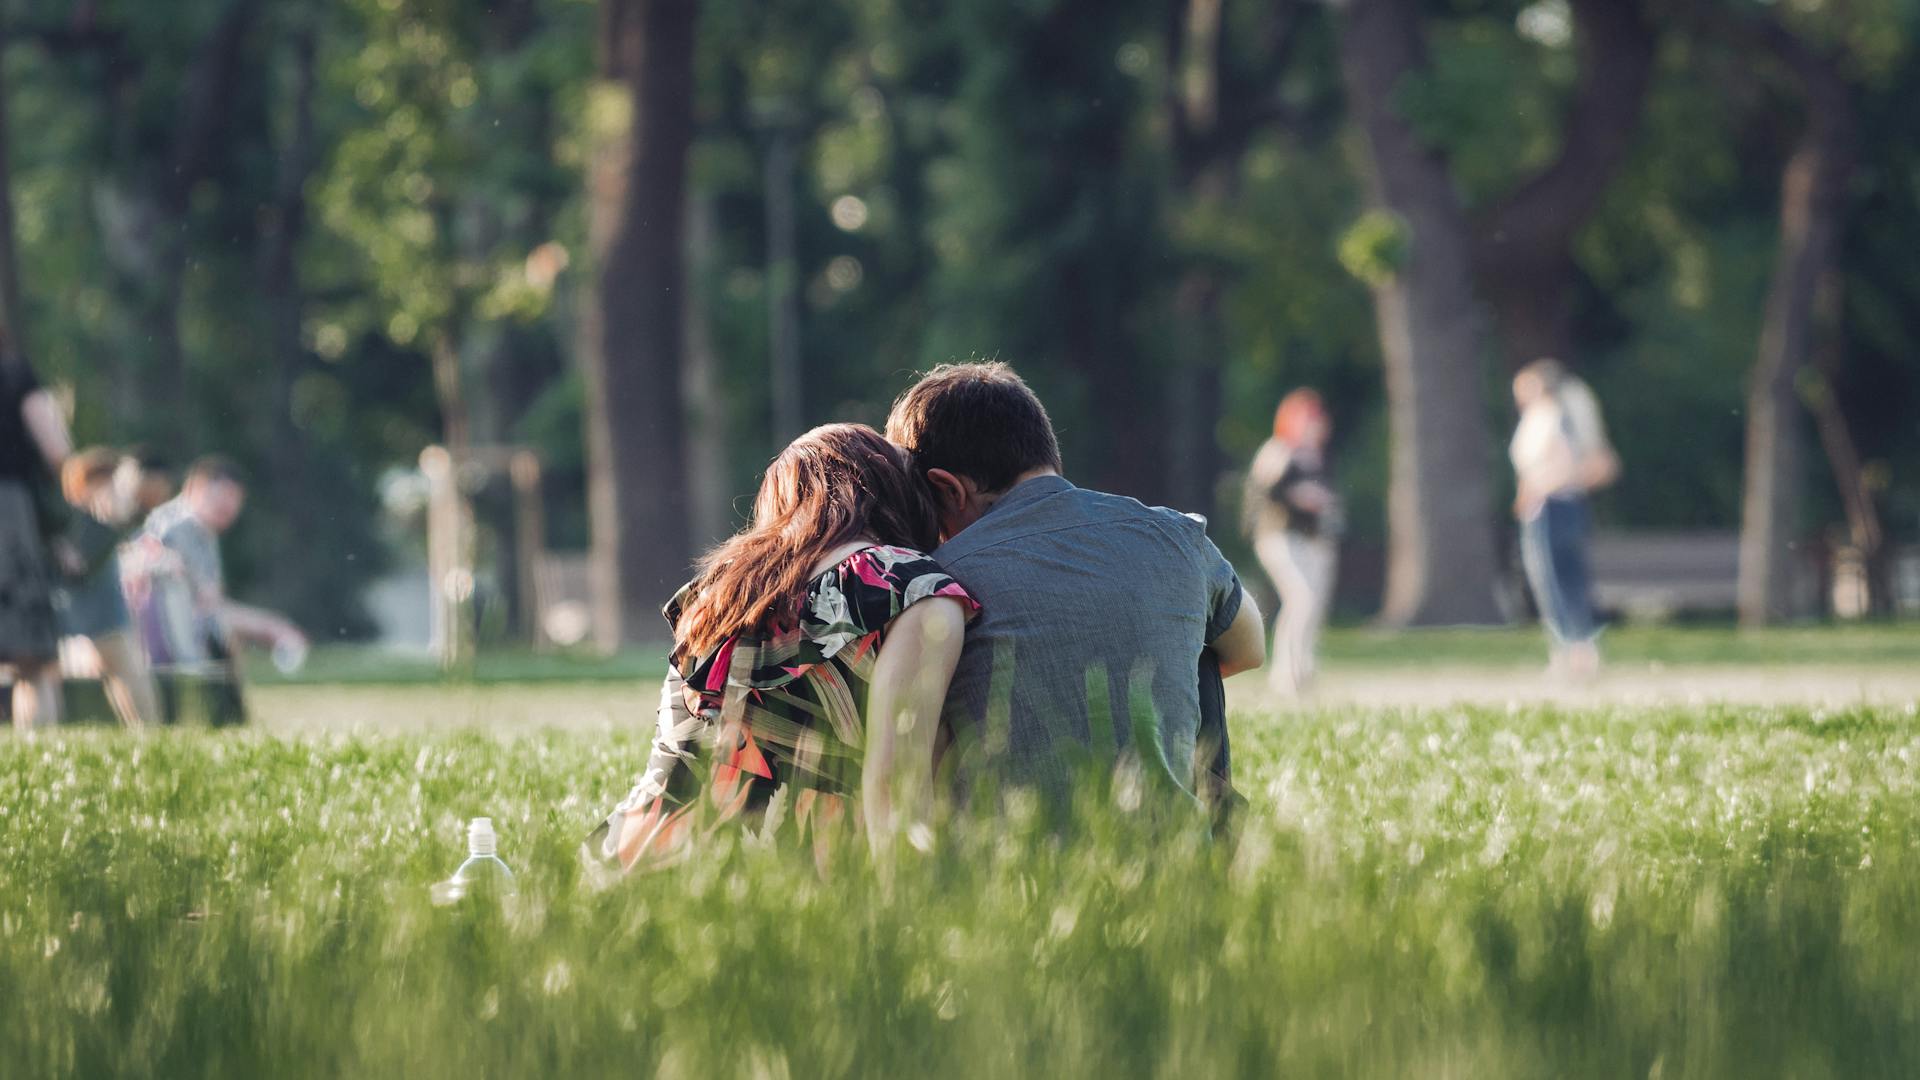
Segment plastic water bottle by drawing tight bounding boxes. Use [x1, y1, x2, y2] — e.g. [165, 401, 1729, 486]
[430, 817, 518, 905]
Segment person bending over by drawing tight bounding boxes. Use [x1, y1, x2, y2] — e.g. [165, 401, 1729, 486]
[126, 456, 306, 724]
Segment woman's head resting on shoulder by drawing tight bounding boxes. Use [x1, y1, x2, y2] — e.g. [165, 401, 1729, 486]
[675, 423, 939, 659]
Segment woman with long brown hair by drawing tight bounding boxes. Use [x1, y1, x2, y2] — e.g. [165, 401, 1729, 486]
[595, 423, 977, 869]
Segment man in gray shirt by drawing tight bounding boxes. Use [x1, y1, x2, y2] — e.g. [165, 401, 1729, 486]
[129, 458, 306, 722]
[885, 363, 1264, 811]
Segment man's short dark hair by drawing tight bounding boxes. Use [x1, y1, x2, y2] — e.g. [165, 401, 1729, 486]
[885, 362, 1063, 493]
[187, 454, 247, 488]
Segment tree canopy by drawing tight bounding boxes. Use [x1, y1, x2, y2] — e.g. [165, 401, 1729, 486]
[6, 0, 1916, 637]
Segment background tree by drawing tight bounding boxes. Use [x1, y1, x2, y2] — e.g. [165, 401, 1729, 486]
[1469, 0, 1657, 371]
[1334, 0, 1503, 626]
[0, 0, 1916, 647]
[580, 0, 698, 646]
[920, 0, 1175, 504]
[1163, 0, 1334, 521]
[1734, 16, 1855, 626]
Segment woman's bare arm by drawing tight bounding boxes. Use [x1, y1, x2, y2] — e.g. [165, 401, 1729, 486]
[21, 389, 72, 471]
[862, 596, 968, 852]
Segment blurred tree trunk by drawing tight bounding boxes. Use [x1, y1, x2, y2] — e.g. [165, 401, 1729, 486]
[683, 189, 731, 547]
[0, 20, 24, 353]
[1163, 0, 1310, 522]
[1472, 0, 1654, 372]
[762, 120, 804, 445]
[1737, 25, 1854, 626]
[258, 18, 319, 619]
[1034, 0, 1166, 508]
[1164, 0, 1231, 522]
[91, 0, 260, 442]
[581, 0, 697, 648]
[1804, 321, 1886, 613]
[1335, 0, 1502, 626]
[468, 0, 563, 451]
[465, 2, 566, 642]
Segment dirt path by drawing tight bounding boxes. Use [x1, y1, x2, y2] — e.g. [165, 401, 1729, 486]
[1230, 664, 1920, 712]
[246, 662, 1920, 736]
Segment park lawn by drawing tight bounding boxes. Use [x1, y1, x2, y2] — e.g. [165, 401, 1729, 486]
[235, 622, 1920, 691]
[2, 699, 1918, 1079]
[1318, 620, 1920, 669]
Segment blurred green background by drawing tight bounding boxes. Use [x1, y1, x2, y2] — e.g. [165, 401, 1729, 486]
[5, 0, 1917, 642]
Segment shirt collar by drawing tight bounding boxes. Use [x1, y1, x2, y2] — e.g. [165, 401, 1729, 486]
[938, 474, 1072, 562]
[981, 473, 1071, 521]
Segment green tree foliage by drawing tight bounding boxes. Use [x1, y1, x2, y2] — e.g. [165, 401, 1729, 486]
[5, 0, 1920, 634]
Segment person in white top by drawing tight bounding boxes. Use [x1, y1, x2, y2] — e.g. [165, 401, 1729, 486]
[1509, 359, 1619, 677]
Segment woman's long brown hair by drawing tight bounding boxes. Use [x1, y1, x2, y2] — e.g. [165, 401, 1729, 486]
[674, 423, 940, 661]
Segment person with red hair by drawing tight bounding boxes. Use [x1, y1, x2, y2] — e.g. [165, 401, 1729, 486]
[1242, 389, 1342, 697]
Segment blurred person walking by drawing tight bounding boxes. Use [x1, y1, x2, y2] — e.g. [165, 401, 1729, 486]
[1244, 389, 1342, 697]
[0, 352, 74, 728]
[1509, 359, 1619, 677]
[127, 456, 306, 724]
[53, 448, 162, 728]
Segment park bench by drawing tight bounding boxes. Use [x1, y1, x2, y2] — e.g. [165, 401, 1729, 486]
[1589, 530, 1743, 621]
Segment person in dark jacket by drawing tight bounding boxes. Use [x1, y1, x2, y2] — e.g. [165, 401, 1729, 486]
[0, 356, 74, 728]
[1243, 389, 1342, 697]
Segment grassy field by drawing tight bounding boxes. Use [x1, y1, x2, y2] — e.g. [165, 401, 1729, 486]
[5, 692, 1920, 1077]
[1317, 620, 1920, 669]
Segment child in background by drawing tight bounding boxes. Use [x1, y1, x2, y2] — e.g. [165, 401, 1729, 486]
[54, 448, 162, 728]
[128, 456, 306, 725]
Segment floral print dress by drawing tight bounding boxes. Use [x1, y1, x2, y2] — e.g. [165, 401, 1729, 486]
[596, 545, 978, 870]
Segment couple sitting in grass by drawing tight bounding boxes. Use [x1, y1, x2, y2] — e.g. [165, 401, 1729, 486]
[596, 363, 1265, 869]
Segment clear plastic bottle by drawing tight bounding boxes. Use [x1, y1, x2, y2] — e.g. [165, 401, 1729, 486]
[430, 817, 518, 905]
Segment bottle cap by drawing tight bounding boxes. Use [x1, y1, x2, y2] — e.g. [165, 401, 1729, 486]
[467, 817, 496, 857]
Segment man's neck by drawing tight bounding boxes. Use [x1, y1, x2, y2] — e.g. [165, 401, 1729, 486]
[981, 467, 1060, 512]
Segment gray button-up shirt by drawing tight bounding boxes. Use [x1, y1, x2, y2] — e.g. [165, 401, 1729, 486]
[933, 475, 1242, 806]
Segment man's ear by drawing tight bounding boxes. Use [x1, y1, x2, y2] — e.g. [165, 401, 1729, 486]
[924, 468, 971, 515]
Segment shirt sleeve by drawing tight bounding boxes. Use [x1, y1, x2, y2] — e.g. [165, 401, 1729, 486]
[837, 546, 980, 639]
[164, 521, 224, 604]
[1199, 534, 1243, 644]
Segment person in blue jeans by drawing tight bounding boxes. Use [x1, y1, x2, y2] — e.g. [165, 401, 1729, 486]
[1509, 359, 1620, 678]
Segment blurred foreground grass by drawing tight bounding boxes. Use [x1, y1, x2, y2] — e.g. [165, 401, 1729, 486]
[4, 700, 1919, 1077]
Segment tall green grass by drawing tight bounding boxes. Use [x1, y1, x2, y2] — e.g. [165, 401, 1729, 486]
[3, 702, 1918, 1077]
